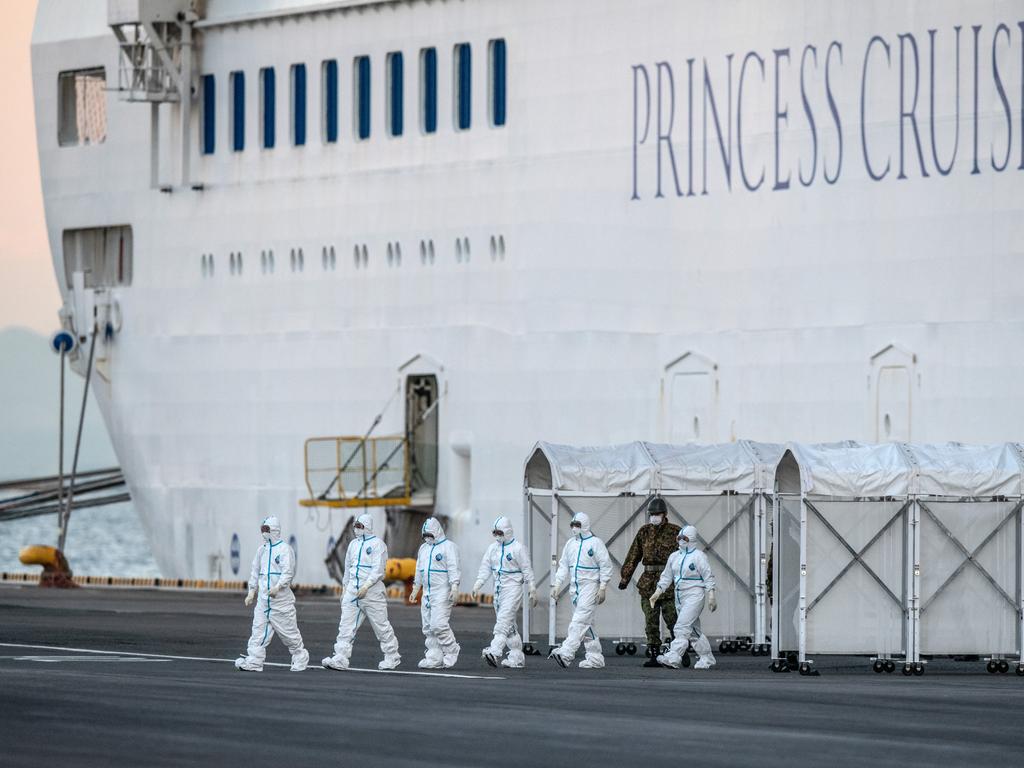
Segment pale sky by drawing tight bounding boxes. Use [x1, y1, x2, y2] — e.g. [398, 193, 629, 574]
[0, 0, 56, 336]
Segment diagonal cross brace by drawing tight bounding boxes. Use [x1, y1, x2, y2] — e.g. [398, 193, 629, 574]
[806, 500, 910, 614]
[919, 500, 1021, 614]
[664, 496, 754, 595]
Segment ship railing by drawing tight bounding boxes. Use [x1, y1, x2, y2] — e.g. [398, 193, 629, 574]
[301, 435, 411, 508]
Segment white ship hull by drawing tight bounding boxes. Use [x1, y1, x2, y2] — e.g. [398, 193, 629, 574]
[32, 0, 1024, 583]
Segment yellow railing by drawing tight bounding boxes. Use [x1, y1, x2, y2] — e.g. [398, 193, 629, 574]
[300, 435, 411, 508]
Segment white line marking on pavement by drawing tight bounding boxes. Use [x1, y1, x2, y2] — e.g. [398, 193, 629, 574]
[0, 643, 504, 680]
[0, 655, 171, 663]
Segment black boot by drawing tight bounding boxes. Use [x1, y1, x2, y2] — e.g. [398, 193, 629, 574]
[643, 658, 663, 668]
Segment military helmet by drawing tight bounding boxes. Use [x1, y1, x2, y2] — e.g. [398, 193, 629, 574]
[648, 497, 667, 515]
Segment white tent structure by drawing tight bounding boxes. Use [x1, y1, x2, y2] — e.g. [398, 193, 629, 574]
[773, 442, 1024, 676]
[523, 441, 783, 654]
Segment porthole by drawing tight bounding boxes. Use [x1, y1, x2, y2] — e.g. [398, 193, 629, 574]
[329, 246, 336, 269]
[455, 238, 462, 263]
[321, 247, 328, 270]
[208, 254, 215, 276]
[693, 416, 700, 438]
[498, 235, 506, 260]
[230, 252, 236, 275]
[268, 250, 274, 273]
[420, 240, 427, 265]
[489, 236, 496, 261]
[298, 248, 304, 271]
[395, 242, 402, 266]
[353, 245, 361, 269]
[237, 252, 243, 275]
[361, 244, 368, 266]
[428, 240, 435, 264]
[387, 242, 394, 267]
[884, 413, 892, 438]
[290, 248, 296, 272]
[201, 254, 208, 277]
[463, 237, 470, 262]
[261, 250, 267, 274]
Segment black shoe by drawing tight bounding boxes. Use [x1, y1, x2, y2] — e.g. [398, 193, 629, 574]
[643, 658, 662, 668]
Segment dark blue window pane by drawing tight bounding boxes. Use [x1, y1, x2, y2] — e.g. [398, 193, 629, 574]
[231, 72, 245, 151]
[357, 56, 370, 140]
[389, 52, 403, 137]
[492, 39, 506, 127]
[201, 74, 215, 154]
[457, 43, 471, 130]
[262, 67, 275, 149]
[293, 63, 306, 146]
[324, 60, 338, 143]
[422, 48, 437, 134]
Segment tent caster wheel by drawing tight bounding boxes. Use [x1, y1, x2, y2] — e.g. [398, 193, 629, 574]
[615, 643, 626, 656]
[770, 660, 789, 673]
[902, 664, 913, 676]
[883, 660, 896, 674]
[626, 643, 637, 656]
[986, 660, 998, 674]
[998, 659, 1009, 674]
[913, 663, 924, 676]
[681, 653, 691, 668]
[872, 659, 884, 673]
[1016, 665, 1024, 676]
[718, 641, 726, 654]
[798, 662, 819, 676]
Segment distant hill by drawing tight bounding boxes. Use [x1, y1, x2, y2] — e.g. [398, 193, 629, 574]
[0, 326, 117, 482]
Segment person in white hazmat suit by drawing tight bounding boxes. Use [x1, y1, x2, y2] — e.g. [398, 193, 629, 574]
[471, 516, 537, 669]
[548, 512, 613, 669]
[322, 513, 401, 671]
[650, 525, 718, 670]
[408, 517, 461, 668]
[235, 516, 310, 672]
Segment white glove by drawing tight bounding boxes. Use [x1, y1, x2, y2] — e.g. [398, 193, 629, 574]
[356, 584, 370, 599]
[649, 588, 664, 609]
[244, 589, 256, 607]
[449, 585, 459, 606]
[550, 585, 561, 604]
[529, 586, 538, 608]
[597, 585, 607, 605]
[268, 585, 280, 598]
[471, 580, 484, 601]
[707, 588, 718, 612]
[409, 583, 421, 603]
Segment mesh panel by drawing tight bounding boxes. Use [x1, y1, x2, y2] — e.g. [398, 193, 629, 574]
[918, 500, 1019, 654]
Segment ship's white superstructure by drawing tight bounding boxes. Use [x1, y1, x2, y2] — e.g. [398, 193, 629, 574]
[31, 0, 1024, 583]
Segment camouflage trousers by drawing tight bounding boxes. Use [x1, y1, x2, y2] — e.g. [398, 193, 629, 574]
[640, 591, 677, 649]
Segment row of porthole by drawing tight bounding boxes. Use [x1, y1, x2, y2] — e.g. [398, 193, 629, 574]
[201, 236, 508, 277]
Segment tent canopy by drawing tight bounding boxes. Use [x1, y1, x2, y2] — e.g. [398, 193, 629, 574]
[524, 441, 784, 494]
[784, 441, 1024, 498]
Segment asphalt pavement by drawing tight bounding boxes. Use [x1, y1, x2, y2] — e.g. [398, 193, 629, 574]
[1, 585, 1022, 767]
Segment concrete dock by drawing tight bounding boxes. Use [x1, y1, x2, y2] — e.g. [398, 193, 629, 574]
[1, 585, 1021, 767]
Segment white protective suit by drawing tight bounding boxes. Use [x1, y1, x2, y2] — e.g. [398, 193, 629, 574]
[411, 517, 461, 668]
[655, 528, 717, 669]
[473, 516, 536, 668]
[551, 512, 612, 669]
[235, 516, 309, 672]
[322, 513, 401, 671]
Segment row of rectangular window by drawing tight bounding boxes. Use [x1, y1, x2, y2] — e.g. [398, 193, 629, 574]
[201, 40, 506, 155]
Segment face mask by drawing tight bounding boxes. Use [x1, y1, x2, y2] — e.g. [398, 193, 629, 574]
[261, 525, 271, 542]
[571, 524, 582, 540]
[354, 524, 366, 539]
[650, 515, 665, 526]
[493, 531, 505, 543]
[678, 538, 690, 551]
[423, 534, 435, 544]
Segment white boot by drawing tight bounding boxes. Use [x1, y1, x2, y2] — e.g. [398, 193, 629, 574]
[694, 656, 716, 669]
[378, 655, 401, 670]
[501, 657, 524, 669]
[235, 657, 262, 672]
[321, 655, 349, 671]
[418, 657, 442, 669]
[290, 648, 309, 672]
[656, 653, 680, 669]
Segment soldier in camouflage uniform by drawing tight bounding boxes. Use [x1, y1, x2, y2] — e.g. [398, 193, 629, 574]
[618, 497, 681, 667]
